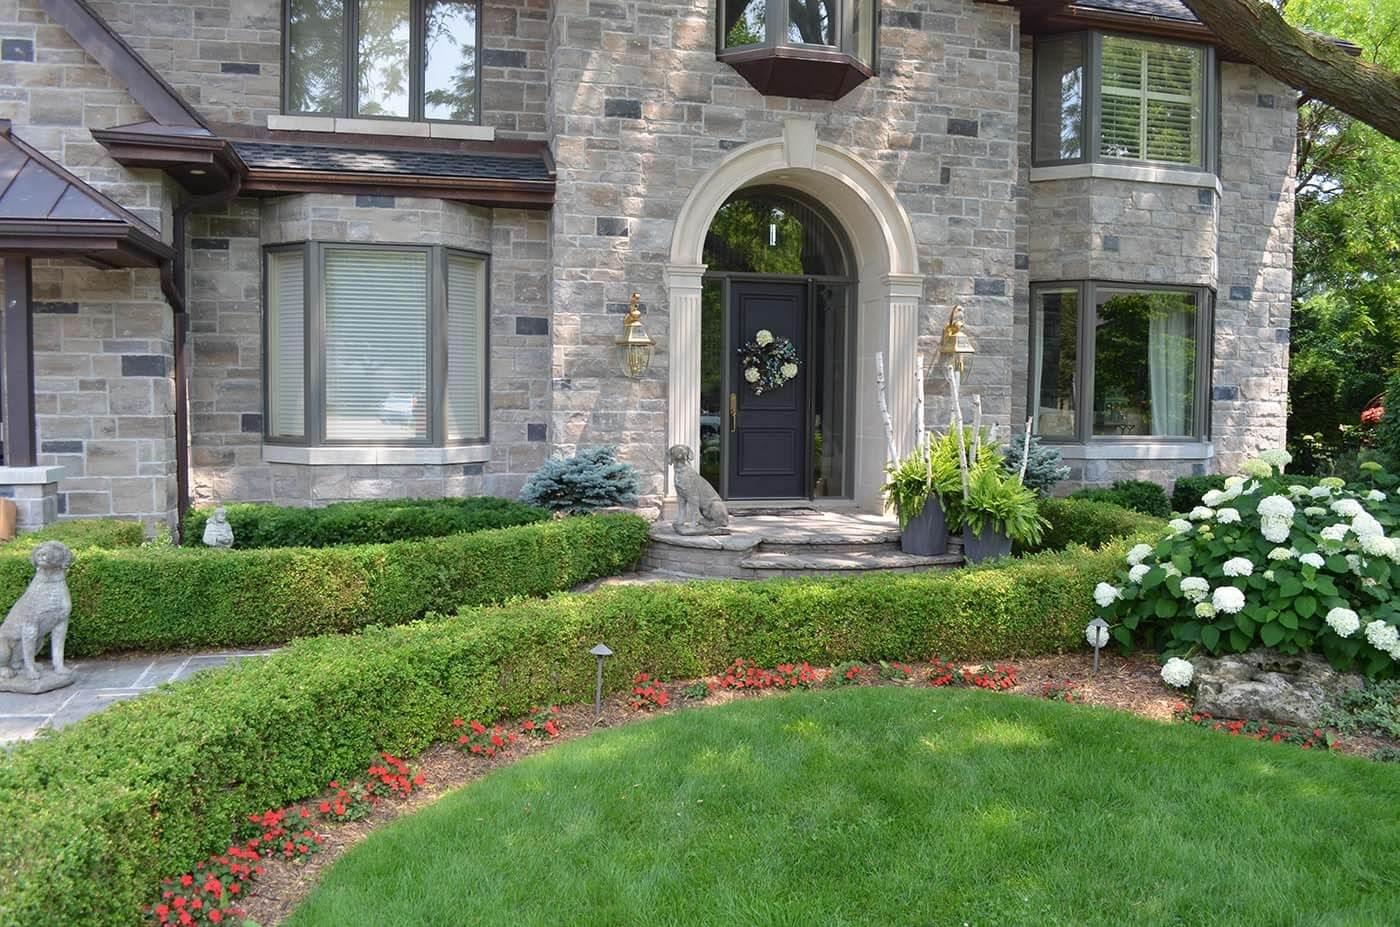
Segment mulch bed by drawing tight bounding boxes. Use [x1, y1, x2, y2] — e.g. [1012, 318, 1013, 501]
[234, 651, 1391, 925]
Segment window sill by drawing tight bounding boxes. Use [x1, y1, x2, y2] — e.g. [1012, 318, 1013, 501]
[1029, 162, 1222, 194]
[1044, 441, 1215, 462]
[0, 466, 66, 485]
[262, 444, 491, 467]
[266, 114, 496, 142]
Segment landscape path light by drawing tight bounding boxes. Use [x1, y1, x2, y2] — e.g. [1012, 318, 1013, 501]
[1086, 618, 1110, 673]
[590, 643, 613, 722]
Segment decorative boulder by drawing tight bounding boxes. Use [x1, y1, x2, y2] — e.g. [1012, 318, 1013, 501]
[1190, 649, 1363, 727]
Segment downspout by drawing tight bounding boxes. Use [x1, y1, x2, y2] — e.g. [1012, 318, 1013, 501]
[160, 170, 243, 533]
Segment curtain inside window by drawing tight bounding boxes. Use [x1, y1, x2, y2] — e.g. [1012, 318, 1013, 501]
[267, 250, 305, 438]
[324, 248, 429, 442]
[1147, 294, 1196, 436]
[444, 253, 485, 441]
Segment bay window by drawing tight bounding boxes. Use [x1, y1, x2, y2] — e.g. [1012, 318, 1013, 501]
[1032, 32, 1216, 171]
[717, 0, 878, 100]
[285, 0, 481, 124]
[1030, 282, 1212, 444]
[264, 243, 488, 447]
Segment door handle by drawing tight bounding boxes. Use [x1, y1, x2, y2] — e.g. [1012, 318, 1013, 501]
[729, 393, 737, 432]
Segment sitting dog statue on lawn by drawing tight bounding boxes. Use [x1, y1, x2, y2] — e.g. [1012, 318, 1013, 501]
[0, 540, 76, 693]
[668, 444, 729, 536]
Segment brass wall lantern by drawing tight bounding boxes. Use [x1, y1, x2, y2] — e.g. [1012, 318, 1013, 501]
[616, 292, 654, 379]
[939, 304, 976, 379]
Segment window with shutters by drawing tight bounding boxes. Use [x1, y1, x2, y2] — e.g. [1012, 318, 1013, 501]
[263, 243, 488, 447]
[1032, 32, 1216, 171]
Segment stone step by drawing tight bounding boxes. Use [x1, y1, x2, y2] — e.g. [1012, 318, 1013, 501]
[737, 549, 963, 576]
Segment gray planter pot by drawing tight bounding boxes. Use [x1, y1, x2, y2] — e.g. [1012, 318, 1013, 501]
[962, 521, 1012, 563]
[899, 497, 949, 556]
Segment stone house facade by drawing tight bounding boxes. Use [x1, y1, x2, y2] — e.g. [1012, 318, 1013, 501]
[0, 0, 1313, 531]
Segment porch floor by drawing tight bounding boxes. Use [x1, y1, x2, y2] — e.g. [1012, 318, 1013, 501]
[641, 509, 963, 580]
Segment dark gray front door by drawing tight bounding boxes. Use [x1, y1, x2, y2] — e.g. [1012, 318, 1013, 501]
[728, 280, 807, 499]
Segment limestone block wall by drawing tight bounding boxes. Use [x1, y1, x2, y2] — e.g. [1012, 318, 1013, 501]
[547, 0, 1024, 498]
[188, 193, 550, 507]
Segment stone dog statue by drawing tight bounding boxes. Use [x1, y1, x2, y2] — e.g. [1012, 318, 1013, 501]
[203, 506, 235, 549]
[0, 540, 75, 693]
[668, 444, 729, 535]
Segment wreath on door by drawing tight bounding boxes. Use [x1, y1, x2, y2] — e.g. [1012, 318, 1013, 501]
[738, 329, 800, 395]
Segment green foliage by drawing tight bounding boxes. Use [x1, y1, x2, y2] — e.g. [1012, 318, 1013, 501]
[0, 515, 650, 657]
[881, 433, 960, 529]
[5, 518, 145, 553]
[1095, 455, 1400, 678]
[1376, 370, 1400, 465]
[961, 463, 1047, 547]
[180, 497, 547, 549]
[1001, 433, 1070, 497]
[1323, 679, 1400, 739]
[1023, 497, 1168, 555]
[1070, 480, 1171, 518]
[0, 531, 1136, 927]
[1171, 474, 1228, 514]
[518, 446, 641, 512]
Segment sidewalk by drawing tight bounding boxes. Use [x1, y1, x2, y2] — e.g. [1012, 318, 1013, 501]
[0, 648, 276, 743]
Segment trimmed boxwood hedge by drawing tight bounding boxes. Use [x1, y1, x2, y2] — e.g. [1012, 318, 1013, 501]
[0, 501, 1157, 927]
[180, 496, 547, 550]
[0, 514, 650, 657]
[5, 518, 145, 553]
[1021, 496, 1167, 554]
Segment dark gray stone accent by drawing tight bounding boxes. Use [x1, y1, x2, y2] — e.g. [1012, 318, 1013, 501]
[1198, 188, 1214, 206]
[1, 38, 33, 61]
[947, 118, 979, 137]
[192, 238, 229, 250]
[482, 48, 527, 68]
[355, 194, 395, 208]
[940, 166, 951, 185]
[240, 413, 262, 434]
[973, 278, 1006, 296]
[527, 423, 547, 442]
[56, 493, 66, 515]
[1257, 94, 1276, 108]
[0, 486, 14, 499]
[34, 301, 78, 314]
[604, 99, 643, 119]
[1212, 385, 1239, 401]
[121, 355, 168, 377]
[1102, 234, 1120, 252]
[220, 62, 260, 74]
[1229, 285, 1253, 301]
[463, 462, 485, 476]
[1275, 328, 1291, 344]
[968, 49, 986, 60]
[884, 10, 920, 28]
[596, 217, 629, 237]
[1014, 253, 1029, 270]
[719, 139, 745, 150]
[606, 300, 647, 314]
[516, 316, 549, 335]
[41, 440, 83, 454]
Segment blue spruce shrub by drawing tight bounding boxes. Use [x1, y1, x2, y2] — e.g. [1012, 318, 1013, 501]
[519, 446, 642, 512]
[1002, 433, 1071, 497]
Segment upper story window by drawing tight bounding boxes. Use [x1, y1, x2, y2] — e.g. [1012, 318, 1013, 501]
[285, 0, 481, 124]
[717, 0, 878, 100]
[265, 243, 488, 447]
[1033, 33, 1217, 171]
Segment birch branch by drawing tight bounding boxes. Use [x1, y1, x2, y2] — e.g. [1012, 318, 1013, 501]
[875, 351, 897, 466]
[1018, 418, 1032, 485]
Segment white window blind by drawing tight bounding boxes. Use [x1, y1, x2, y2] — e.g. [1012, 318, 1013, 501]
[323, 248, 429, 442]
[267, 250, 305, 438]
[1099, 36, 1202, 165]
[444, 253, 486, 441]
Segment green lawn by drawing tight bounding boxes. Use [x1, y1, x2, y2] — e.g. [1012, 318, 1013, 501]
[288, 688, 1400, 927]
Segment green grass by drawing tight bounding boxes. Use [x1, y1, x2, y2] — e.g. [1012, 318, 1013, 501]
[289, 688, 1400, 927]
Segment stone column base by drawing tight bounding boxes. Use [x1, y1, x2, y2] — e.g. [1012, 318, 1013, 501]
[0, 466, 65, 532]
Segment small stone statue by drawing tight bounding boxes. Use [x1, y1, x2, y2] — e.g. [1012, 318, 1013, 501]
[203, 506, 234, 549]
[668, 444, 729, 535]
[0, 540, 75, 694]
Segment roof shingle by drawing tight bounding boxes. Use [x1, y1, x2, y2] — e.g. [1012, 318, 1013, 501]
[233, 141, 553, 183]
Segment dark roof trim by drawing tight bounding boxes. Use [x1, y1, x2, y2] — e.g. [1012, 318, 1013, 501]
[92, 122, 243, 193]
[0, 219, 172, 268]
[38, 0, 208, 129]
[239, 169, 556, 209]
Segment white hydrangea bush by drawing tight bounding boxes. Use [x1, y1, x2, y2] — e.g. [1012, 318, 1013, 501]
[1092, 453, 1400, 678]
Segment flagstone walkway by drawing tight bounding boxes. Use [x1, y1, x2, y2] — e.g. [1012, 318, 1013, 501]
[0, 648, 276, 743]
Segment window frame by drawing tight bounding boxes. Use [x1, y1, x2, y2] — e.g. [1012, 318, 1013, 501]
[1031, 31, 1218, 173]
[1027, 279, 1215, 446]
[262, 241, 491, 449]
[281, 0, 484, 125]
[714, 0, 880, 73]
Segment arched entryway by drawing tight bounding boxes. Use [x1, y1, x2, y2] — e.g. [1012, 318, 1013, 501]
[699, 187, 856, 500]
[665, 120, 922, 511]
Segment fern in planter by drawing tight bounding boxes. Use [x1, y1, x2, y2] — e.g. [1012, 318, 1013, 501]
[882, 436, 961, 529]
[960, 462, 1049, 548]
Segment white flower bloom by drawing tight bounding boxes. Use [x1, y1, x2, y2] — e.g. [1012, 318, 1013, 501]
[755, 329, 774, 346]
[1261, 516, 1292, 544]
[1217, 507, 1241, 525]
[1212, 586, 1246, 614]
[1195, 602, 1217, 619]
[1364, 620, 1399, 653]
[1188, 506, 1214, 521]
[1128, 564, 1151, 584]
[744, 367, 760, 383]
[1325, 607, 1360, 638]
[1288, 484, 1311, 498]
[1201, 489, 1226, 507]
[1303, 506, 1327, 518]
[1351, 512, 1384, 542]
[1224, 476, 1245, 490]
[1241, 458, 1274, 479]
[1259, 449, 1292, 470]
[1321, 477, 1346, 490]
[1263, 569, 1276, 582]
[1346, 554, 1363, 575]
[1321, 524, 1350, 543]
[1258, 495, 1296, 519]
[1180, 576, 1210, 602]
[1163, 563, 1182, 578]
[1267, 547, 1294, 561]
[1126, 543, 1154, 566]
[1169, 518, 1192, 535]
[1093, 582, 1123, 608]
[1331, 498, 1364, 519]
[780, 363, 798, 379]
[1308, 485, 1332, 499]
[1222, 557, 1254, 578]
[1367, 489, 1386, 502]
[1085, 623, 1110, 648]
[1299, 552, 1326, 569]
[1161, 658, 1195, 688]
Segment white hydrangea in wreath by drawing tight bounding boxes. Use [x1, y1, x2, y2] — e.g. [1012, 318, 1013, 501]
[737, 329, 800, 395]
